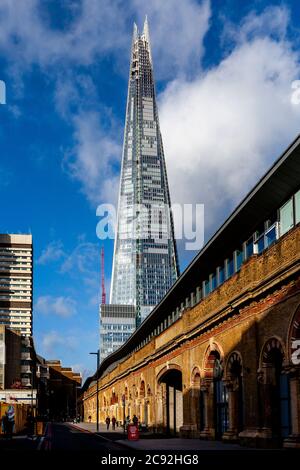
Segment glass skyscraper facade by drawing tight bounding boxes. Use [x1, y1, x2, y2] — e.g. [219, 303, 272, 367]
[99, 304, 136, 361]
[110, 19, 179, 325]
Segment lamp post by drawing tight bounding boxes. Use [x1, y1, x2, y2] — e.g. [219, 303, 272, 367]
[75, 385, 81, 422]
[122, 394, 126, 434]
[89, 350, 100, 432]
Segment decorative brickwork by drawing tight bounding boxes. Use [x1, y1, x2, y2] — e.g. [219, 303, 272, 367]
[84, 225, 300, 447]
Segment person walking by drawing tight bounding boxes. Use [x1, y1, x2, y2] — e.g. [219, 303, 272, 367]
[1, 412, 8, 437]
[132, 414, 138, 426]
[6, 406, 15, 439]
[105, 416, 110, 430]
[26, 410, 35, 439]
[111, 416, 116, 430]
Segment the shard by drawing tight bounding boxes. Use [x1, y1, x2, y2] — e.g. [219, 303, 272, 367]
[110, 18, 179, 326]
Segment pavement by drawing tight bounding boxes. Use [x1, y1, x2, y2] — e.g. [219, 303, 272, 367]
[69, 421, 248, 451]
[0, 422, 295, 468]
[118, 437, 247, 451]
[40, 422, 126, 451]
[0, 433, 40, 451]
[69, 421, 127, 440]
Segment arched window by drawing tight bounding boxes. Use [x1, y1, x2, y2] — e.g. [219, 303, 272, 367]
[260, 338, 290, 438]
[140, 380, 145, 398]
[203, 346, 228, 439]
[226, 352, 243, 432]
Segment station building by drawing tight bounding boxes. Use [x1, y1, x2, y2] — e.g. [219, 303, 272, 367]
[83, 135, 300, 448]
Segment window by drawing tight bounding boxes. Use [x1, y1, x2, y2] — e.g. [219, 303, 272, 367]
[280, 198, 294, 236]
[245, 237, 254, 259]
[203, 280, 210, 297]
[218, 266, 225, 285]
[254, 232, 265, 254]
[265, 223, 277, 248]
[235, 250, 243, 271]
[226, 258, 234, 279]
[295, 190, 300, 224]
[210, 273, 217, 290]
[196, 287, 202, 303]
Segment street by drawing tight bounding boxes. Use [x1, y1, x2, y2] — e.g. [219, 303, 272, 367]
[0, 422, 296, 468]
[39, 422, 126, 451]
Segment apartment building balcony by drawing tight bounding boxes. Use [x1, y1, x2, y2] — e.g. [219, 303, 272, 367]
[21, 377, 32, 387]
[21, 352, 31, 360]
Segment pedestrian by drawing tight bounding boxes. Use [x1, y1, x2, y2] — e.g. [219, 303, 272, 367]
[7, 406, 15, 439]
[105, 416, 110, 430]
[125, 415, 130, 430]
[112, 416, 116, 430]
[132, 414, 138, 426]
[26, 410, 35, 439]
[88, 415, 92, 423]
[1, 412, 8, 437]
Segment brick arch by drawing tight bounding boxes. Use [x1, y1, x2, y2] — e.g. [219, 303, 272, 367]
[225, 351, 243, 379]
[157, 363, 182, 384]
[260, 336, 285, 368]
[139, 380, 146, 398]
[191, 366, 201, 386]
[202, 342, 223, 379]
[287, 303, 300, 363]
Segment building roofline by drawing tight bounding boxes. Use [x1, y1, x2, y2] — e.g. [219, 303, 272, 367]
[89, 133, 300, 385]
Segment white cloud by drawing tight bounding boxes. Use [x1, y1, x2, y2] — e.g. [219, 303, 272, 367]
[0, 0, 127, 68]
[0, 0, 210, 77]
[132, 0, 211, 79]
[0, 0, 211, 206]
[222, 5, 289, 45]
[40, 330, 77, 356]
[159, 7, 300, 236]
[2, 2, 300, 248]
[60, 242, 99, 275]
[35, 295, 77, 318]
[63, 111, 121, 206]
[36, 240, 65, 265]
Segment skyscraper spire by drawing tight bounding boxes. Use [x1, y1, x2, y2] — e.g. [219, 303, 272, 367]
[142, 15, 152, 64]
[110, 20, 179, 326]
[133, 21, 138, 42]
[143, 15, 149, 38]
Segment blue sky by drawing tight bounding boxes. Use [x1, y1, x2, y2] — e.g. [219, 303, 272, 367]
[1, 0, 300, 379]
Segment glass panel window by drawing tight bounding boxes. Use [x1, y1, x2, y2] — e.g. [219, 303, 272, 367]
[295, 190, 300, 224]
[204, 280, 210, 297]
[218, 266, 225, 286]
[280, 198, 294, 236]
[196, 287, 202, 303]
[226, 258, 234, 279]
[211, 273, 217, 290]
[265, 224, 277, 248]
[245, 237, 254, 259]
[235, 250, 243, 271]
[255, 234, 265, 254]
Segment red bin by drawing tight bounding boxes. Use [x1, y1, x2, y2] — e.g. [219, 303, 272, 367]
[127, 424, 139, 441]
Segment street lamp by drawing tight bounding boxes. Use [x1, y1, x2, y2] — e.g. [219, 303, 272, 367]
[89, 350, 100, 432]
[75, 385, 81, 422]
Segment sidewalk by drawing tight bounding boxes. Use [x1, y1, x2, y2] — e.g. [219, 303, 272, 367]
[0, 434, 40, 450]
[70, 422, 124, 434]
[68, 421, 127, 442]
[117, 438, 248, 451]
[70, 422, 249, 451]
